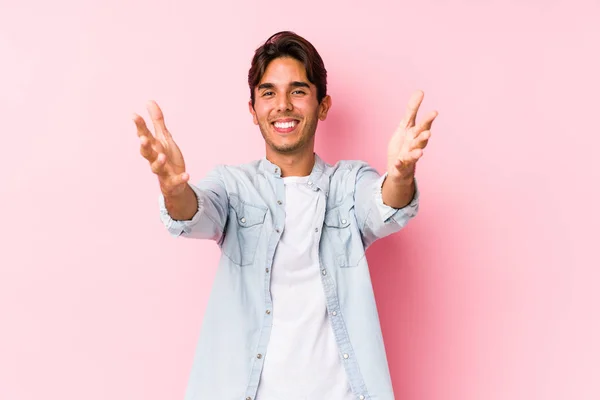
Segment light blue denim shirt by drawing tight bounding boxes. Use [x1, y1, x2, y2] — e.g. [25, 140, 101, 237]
[158, 154, 419, 400]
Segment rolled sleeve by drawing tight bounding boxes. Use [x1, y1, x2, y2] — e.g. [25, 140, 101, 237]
[158, 183, 205, 237]
[157, 166, 228, 241]
[374, 172, 420, 224]
[355, 165, 421, 248]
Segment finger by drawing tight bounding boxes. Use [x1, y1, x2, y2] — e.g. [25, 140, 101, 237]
[160, 172, 190, 196]
[411, 110, 438, 138]
[400, 90, 424, 128]
[150, 153, 169, 176]
[412, 148, 424, 159]
[140, 135, 159, 162]
[411, 130, 432, 149]
[397, 147, 424, 165]
[133, 113, 155, 141]
[401, 149, 424, 163]
[146, 100, 173, 141]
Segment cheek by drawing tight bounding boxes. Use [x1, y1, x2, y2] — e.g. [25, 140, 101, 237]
[296, 101, 319, 117]
[253, 108, 267, 125]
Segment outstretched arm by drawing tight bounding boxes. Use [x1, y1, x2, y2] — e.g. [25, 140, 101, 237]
[134, 101, 228, 240]
[383, 90, 437, 208]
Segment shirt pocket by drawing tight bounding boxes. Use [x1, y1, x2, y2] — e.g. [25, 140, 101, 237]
[222, 196, 267, 267]
[323, 198, 365, 268]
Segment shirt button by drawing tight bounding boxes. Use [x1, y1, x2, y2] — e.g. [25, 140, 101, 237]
[257, 354, 262, 359]
[359, 396, 365, 400]
[341, 219, 347, 224]
[275, 228, 280, 233]
[307, 181, 313, 186]
[321, 269, 327, 276]
[240, 217, 246, 223]
[266, 310, 271, 314]
[314, 228, 319, 232]
[246, 397, 252, 400]
[275, 168, 279, 174]
[265, 268, 269, 273]
[343, 353, 349, 359]
[332, 311, 337, 316]
[277, 200, 282, 205]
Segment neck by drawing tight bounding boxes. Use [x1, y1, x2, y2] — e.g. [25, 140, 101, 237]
[265, 146, 316, 177]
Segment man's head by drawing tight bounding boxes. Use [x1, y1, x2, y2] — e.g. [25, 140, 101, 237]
[248, 31, 331, 156]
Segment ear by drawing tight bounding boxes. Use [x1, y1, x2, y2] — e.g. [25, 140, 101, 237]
[248, 100, 259, 125]
[318, 95, 332, 121]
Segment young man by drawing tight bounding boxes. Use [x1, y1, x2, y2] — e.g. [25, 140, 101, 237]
[134, 31, 437, 400]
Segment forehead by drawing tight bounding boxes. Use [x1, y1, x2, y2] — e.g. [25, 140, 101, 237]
[259, 57, 310, 85]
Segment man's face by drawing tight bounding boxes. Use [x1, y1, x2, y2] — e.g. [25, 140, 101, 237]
[249, 57, 331, 155]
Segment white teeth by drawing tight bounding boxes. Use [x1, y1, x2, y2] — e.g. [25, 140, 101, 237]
[274, 121, 297, 129]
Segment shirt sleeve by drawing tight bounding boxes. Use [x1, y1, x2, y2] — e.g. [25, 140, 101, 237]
[158, 166, 229, 241]
[354, 165, 420, 248]
[373, 171, 420, 224]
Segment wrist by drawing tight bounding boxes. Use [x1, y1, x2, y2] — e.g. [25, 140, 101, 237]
[385, 171, 415, 186]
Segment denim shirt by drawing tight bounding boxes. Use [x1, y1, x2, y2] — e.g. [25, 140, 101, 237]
[158, 154, 420, 400]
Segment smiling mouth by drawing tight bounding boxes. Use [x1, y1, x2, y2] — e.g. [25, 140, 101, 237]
[272, 119, 299, 133]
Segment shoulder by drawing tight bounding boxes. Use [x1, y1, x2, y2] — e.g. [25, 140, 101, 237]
[210, 159, 263, 179]
[326, 159, 378, 180]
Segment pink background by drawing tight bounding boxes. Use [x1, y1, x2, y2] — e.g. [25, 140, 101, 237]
[1, 0, 599, 399]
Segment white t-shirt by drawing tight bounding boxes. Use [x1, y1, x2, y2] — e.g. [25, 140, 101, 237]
[255, 176, 354, 400]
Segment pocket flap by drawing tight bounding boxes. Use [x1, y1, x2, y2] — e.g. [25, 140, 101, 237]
[230, 196, 267, 227]
[324, 202, 352, 228]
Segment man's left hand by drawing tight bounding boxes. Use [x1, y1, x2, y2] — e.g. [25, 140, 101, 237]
[387, 90, 438, 182]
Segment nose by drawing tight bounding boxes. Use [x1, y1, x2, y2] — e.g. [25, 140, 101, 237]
[276, 93, 293, 112]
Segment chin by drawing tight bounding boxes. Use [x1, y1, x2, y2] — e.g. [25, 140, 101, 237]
[269, 138, 302, 153]
[272, 144, 301, 154]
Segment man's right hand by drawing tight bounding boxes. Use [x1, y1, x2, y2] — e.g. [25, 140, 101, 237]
[134, 101, 198, 221]
[134, 100, 189, 197]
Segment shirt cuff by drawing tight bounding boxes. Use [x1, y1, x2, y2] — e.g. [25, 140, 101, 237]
[158, 183, 205, 237]
[374, 172, 420, 223]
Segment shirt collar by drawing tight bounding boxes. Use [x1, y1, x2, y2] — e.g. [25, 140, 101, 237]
[259, 153, 330, 196]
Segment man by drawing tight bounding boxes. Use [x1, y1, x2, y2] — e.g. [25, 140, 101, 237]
[134, 31, 437, 400]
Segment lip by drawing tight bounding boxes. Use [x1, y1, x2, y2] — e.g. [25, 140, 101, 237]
[272, 118, 299, 123]
[271, 118, 300, 135]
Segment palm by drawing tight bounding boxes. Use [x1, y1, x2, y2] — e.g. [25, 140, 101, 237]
[387, 91, 437, 181]
[134, 100, 190, 196]
[154, 129, 186, 176]
[387, 125, 413, 175]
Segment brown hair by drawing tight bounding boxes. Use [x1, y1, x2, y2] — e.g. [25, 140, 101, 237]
[248, 31, 328, 107]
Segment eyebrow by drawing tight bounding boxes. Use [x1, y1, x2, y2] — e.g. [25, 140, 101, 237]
[257, 81, 311, 90]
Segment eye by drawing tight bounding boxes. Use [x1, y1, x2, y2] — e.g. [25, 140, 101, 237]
[292, 90, 306, 95]
[262, 91, 274, 97]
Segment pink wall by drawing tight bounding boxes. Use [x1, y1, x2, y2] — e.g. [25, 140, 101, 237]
[1, 0, 599, 399]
